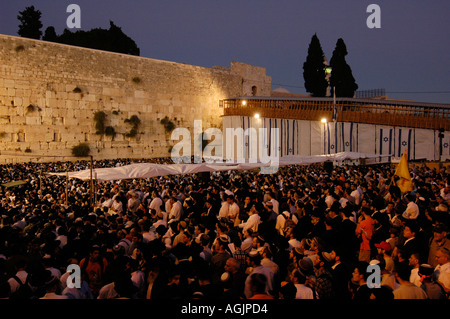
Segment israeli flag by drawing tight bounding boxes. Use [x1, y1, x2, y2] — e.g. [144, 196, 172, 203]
[284, 119, 296, 155]
[326, 121, 339, 154]
[242, 116, 252, 160]
[275, 118, 286, 157]
[263, 118, 270, 156]
[396, 128, 413, 159]
[378, 128, 393, 157]
[341, 122, 357, 152]
[441, 131, 450, 156]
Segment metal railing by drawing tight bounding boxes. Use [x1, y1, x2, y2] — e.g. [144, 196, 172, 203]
[221, 97, 450, 130]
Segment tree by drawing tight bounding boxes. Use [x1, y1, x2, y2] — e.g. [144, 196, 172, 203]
[17, 6, 43, 39]
[302, 34, 328, 97]
[42, 26, 57, 42]
[329, 38, 358, 98]
[54, 21, 140, 56]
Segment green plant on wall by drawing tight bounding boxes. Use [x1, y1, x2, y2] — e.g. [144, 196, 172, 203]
[105, 126, 116, 138]
[15, 45, 25, 52]
[94, 111, 106, 135]
[124, 115, 141, 137]
[71, 143, 90, 157]
[160, 116, 175, 133]
[25, 104, 40, 114]
[132, 76, 142, 84]
[26, 104, 35, 114]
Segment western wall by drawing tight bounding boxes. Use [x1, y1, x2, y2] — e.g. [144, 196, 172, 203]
[0, 34, 271, 163]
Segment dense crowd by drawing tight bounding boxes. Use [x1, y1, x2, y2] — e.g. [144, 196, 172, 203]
[0, 158, 449, 300]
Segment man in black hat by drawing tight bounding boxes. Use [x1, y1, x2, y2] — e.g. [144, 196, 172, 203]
[200, 198, 218, 232]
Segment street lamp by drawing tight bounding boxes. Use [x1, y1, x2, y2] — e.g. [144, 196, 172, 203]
[324, 65, 333, 97]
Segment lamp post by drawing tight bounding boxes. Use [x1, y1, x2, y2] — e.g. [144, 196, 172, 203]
[324, 65, 332, 97]
[438, 128, 444, 163]
[324, 65, 337, 123]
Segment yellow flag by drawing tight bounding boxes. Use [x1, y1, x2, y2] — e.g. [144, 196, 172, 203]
[394, 150, 413, 193]
[394, 149, 411, 180]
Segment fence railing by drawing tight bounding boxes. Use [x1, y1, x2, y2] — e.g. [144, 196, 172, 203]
[221, 98, 450, 130]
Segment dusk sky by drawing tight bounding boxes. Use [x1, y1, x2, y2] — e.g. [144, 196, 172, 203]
[1, 0, 449, 104]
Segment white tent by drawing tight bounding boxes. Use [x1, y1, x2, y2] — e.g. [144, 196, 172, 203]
[48, 152, 391, 181]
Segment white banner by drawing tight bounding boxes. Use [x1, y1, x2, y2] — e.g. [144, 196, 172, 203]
[415, 129, 435, 161]
[357, 124, 375, 154]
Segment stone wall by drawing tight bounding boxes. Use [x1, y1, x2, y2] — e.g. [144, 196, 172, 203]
[0, 34, 271, 163]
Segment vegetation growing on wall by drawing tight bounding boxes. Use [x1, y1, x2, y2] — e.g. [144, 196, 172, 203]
[132, 77, 142, 84]
[15, 45, 25, 53]
[94, 111, 106, 135]
[25, 104, 40, 114]
[160, 116, 175, 133]
[105, 126, 116, 138]
[71, 143, 90, 157]
[124, 115, 141, 137]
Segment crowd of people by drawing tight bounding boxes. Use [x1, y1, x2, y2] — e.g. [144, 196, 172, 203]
[0, 157, 449, 300]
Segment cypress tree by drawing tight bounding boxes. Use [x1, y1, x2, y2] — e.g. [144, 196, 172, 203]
[329, 38, 358, 98]
[303, 34, 328, 97]
[17, 6, 43, 40]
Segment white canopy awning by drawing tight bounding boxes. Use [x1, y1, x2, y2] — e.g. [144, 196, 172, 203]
[48, 152, 391, 181]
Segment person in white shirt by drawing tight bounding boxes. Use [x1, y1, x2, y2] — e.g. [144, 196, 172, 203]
[168, 197, 183, 222]
[409, 253, 421, 287]
[324, 189, 335, 209]
[244, 251, 275, 299]
[434, 247, 450, 294]
[148, 191, 163, 215]
[350, 183, 361, 206]
[275, 211, 298, 235]
[100, 195, 113, 209]
[440, 186, 450, 204]
[164, 195, 172, 215]
[227, 195, 240, 221]
[152, 212, 167, 229]
[110, 196, 123, 215]
[291, 268, 316, 299]
[403, 194, 419, 220]
[266, 192, 279, 214]
[218, 194, 230, 219]
[238, 203, 261, 234]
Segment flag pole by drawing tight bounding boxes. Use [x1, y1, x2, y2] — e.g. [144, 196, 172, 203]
[332, 86, 337, 124]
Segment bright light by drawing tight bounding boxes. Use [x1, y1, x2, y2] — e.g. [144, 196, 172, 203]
[321, 118, 327, 123]
[242, 100, 247, 106]
[254, 113, 260, 119]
